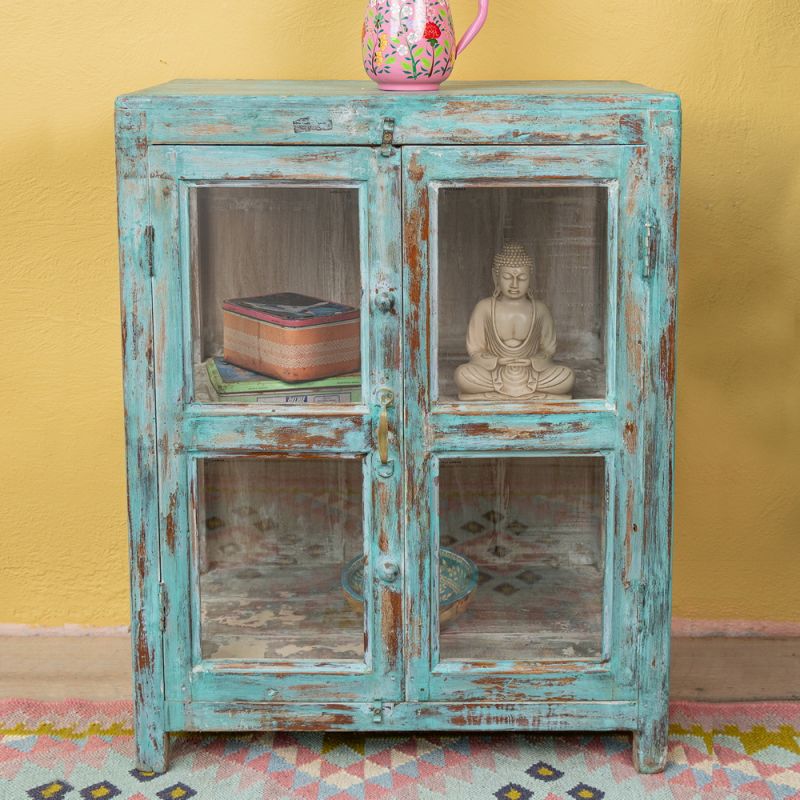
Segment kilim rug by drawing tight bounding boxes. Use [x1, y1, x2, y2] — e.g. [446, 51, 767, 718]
[1, 700, 798, 800]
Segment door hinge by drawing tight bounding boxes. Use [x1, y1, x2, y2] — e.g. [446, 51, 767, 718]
[380, 118, 395, 157]
[636, 580, 647, 635]
[159, 582, 167, 632]
[643, 216, 659, 279]
[145, 224, 155, 278]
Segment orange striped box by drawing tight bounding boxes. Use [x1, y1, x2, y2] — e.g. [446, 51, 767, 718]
[222, 293, 361, 382]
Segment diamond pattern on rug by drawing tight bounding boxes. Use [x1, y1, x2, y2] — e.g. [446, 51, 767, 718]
[26, 780, 74, 800]
[155, 784, 196, 800]
[494, 783, 533, 800]
[79, 781, 121, 800]
[526, 760, 564, 781]
[1, 701, 799, 800]
[566, 783, 605, 799]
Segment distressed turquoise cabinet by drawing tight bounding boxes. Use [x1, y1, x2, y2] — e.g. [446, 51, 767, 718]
[116, 81, 680, 774]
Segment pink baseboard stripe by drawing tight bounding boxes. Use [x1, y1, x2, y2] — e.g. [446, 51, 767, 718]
[2, 620, 798, 638]
[671, 617, 800, 637]
[0, 624, 129, 637]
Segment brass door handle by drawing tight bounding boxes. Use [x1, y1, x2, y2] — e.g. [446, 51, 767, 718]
[377, 388, 394, 465]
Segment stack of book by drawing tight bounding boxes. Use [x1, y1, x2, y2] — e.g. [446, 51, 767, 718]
[203, 357, 361, 404]
[222, 292, 361, 383]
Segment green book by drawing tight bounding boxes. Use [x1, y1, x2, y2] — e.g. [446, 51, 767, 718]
[206, 357, 360, 396]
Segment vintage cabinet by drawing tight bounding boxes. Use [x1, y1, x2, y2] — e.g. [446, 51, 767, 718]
[115, 80, 680, 774]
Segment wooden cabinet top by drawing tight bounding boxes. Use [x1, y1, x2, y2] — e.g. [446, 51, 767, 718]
[120, 79, 679, 103]
[116, 80, 680, 147]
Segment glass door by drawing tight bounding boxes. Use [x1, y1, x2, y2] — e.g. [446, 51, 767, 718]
[403, 146, 649, 702]
[149, 146, 403, 708]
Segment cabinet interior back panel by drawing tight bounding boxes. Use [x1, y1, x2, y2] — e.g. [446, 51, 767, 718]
[436, 186, 609, 401]
[191, 185, 361, 365]
[437, 456, 607, 661]
[197, 458, 366, 661]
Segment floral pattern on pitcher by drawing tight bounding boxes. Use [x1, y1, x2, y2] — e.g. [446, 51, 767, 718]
[362, 0, 456, 89]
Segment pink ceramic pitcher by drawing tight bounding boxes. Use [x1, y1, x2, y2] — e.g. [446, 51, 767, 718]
[362, 0, 489, 91]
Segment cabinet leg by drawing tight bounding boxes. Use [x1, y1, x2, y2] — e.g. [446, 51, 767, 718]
[135, 727, 169, 774]
[632, 716, 669, 773]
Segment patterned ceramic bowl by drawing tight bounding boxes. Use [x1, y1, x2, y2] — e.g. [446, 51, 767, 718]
[341, 548, 478, 625]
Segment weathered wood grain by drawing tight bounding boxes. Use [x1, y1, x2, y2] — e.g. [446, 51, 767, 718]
[117, 81, 680, 773]
[634, 105, 681, 773]
[115, 105, 168, 773]
[429, 410, 617, 451]
[144, 142, 406, 723]
[119, 80, 678, 148]
[401, 142, 650, 713]
[183, 412, 369, 453]
[172, 699, 639, 733]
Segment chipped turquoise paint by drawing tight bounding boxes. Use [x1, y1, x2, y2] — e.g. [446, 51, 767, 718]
[116, 81, 680, 775]
[147, 144, 405, 716]
[115, 105, 168, 773]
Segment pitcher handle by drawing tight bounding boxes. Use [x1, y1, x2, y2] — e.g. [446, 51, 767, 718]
[455, 0, 489, 58]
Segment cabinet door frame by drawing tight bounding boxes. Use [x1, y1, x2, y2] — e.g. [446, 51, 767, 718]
[148, 145, 404, 718]
[402, 144, 650, 702]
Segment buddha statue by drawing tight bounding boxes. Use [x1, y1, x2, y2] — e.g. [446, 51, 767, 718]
[454, 242, 575, 401]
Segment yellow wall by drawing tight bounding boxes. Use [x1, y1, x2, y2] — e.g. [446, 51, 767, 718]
[2, 0, 798, 627]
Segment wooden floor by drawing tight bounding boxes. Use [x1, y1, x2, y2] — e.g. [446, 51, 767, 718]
[0, 636, 797, 701]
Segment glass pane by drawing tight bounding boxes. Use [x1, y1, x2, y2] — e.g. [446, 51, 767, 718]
[437, 186, 608, 402]
[190, 185, 362, 404]
[197, 458, 364, 660]
[438, 457, 606, 661]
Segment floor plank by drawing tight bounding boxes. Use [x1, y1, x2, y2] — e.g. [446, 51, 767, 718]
[0, 636, 132, 701]
[670, 636, 799, 701]
[0, 635, 797, 702]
